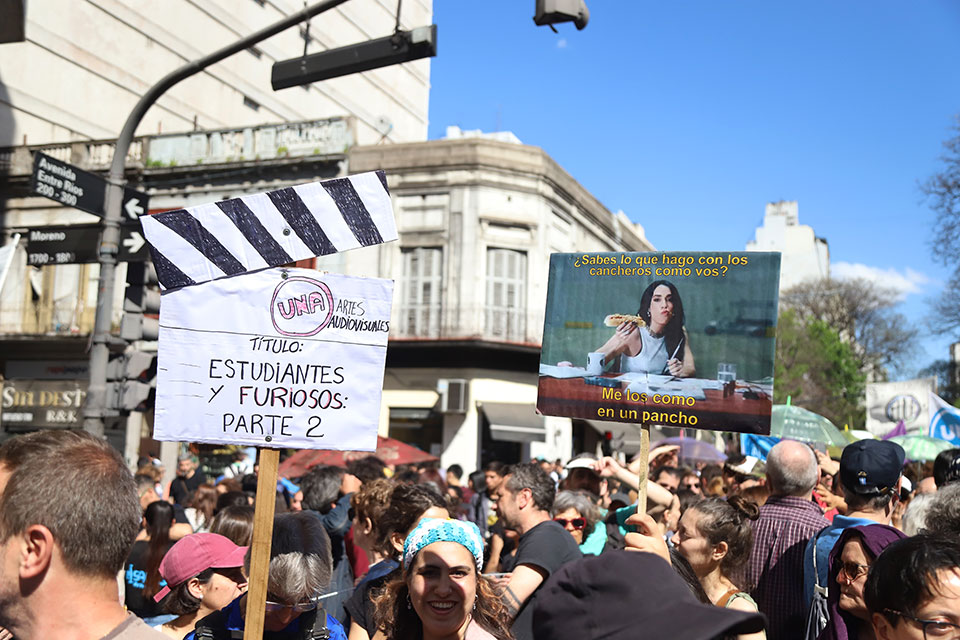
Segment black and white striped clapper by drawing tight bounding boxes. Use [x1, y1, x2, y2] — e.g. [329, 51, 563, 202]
[140, 170, 396, 290]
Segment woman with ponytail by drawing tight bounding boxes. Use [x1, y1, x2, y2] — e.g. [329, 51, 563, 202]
[671, 495, 767, 640]
[125, 500, 176, 625]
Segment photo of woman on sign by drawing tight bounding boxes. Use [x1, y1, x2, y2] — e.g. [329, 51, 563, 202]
[591, 280, 696, 377]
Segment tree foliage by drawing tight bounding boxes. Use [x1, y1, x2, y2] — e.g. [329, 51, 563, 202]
[779, 277, 917, 380]
[923, 119, 960, 336]
[775, 309, 866, 428]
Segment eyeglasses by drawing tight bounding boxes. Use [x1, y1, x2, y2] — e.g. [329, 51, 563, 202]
[264, 598, 318, 613]
[554, 517, 586, 530]
[837, 562, 869, 583]
[883, 609, 960, 640]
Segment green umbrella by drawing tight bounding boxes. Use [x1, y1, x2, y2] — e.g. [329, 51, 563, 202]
[888, 435, 954, 461]
[770, 404, 848, 447]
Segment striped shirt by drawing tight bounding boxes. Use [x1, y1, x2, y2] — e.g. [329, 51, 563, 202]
[746, 495, 828, 640]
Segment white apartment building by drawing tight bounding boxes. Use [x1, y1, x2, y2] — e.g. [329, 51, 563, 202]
[746, 200, 829, 291]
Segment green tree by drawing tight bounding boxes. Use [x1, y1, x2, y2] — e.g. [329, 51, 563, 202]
[923, 118, 960, 336]
[775, 309, 867, 428]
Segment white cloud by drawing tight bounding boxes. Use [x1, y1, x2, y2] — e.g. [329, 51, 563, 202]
[556, 38, 568, 49]
[831, 262, 931, 299]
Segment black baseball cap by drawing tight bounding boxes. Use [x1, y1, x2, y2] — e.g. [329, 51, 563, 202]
[532, 551, 766, 640]
[840, 440, 905, 496]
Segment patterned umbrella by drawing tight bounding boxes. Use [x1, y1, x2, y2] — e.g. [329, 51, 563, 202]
[888, 435, 954, 461]
[770, 405, 848, 447]
[656, 436, 727, 463]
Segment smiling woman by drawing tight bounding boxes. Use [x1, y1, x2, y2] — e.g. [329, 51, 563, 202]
[372, 519, 514, 640]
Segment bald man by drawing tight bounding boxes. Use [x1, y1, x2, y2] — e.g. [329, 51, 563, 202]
[745, 440, 829, 640]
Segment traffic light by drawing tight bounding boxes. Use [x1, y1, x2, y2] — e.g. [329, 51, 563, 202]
[106, 350, 157, 412]
[271, 25, 438, 90]
[601, 430, 614, 457]
[121, 261, 161, 342]
[534, 0, 589, 30]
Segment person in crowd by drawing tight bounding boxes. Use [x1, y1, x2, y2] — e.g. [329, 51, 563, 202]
[653, 465, 684, 493]
[184, 484, 217, 533]
[208, 504, 255, 546]
[372, 518, 514, 640]
[189, 513, 345, 640]
[671, 496, 766, 640]
[470, 461, 506, 539]
[677, 488, 703, 517]
[552, 490, 613, 555]
[348, 479, 396, 586]
[154, 533, 248, 640]
[495, 463, 582, 640]
[723, 456, 766, 495]
[933, 448, 960, 488]
[346, 456, 388, 484]
[221, 450, 253, 479]
[214, 490, 250, 516]
[169, 454, 208, 507]
[300, 464, 361, 624]
[746, 440, 829, 640]
[899, 492, 935, 536]
[741, 484, 772, 507]
[924, 483, 960, 537]
[700, 464, 723, 494]
[125, 500, 177, 624]
[136, 473, 195, 540]
[804, 441, 905, 607]
[532, 550, 766, 640]
[817, 524, 906, 640]
[591, 279, 696, 377]
[682, 468, 703, 495]
[0, 430, 166, 640]
[345, 482, 449, 640]
[214, 477, 242, 495]
[864, 534, 960, 640]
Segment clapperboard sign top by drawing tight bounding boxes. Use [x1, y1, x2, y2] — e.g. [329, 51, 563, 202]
[141, 170, 395, 290]
[139, 170, 397, 451]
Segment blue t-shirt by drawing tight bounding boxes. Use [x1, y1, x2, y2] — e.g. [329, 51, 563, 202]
[802, 514, 877, 607]
[184, 594, 347, 640]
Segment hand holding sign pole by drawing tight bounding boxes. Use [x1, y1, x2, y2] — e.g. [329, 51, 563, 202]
[139, 170, 397, 640]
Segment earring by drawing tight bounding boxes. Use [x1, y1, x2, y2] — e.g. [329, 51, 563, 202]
[406, 594, 412, 610]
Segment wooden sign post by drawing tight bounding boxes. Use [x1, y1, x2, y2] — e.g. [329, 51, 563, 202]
[243, 448, 280, 640]
[637, 425, 650, 515]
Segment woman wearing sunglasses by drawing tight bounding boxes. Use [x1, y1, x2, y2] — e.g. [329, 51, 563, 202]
[552, 489, 623, 556]
[817, 524, 906, 640]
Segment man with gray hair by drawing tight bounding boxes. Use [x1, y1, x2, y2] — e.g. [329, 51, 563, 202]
[190, 511, 346, 639]
[744, 440, 828, 640]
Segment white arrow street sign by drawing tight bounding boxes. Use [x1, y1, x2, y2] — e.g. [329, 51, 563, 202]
[124, 197, 145, 219]
[122, 231, 145, 255]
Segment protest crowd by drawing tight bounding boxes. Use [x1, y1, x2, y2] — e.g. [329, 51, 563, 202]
[0, 430, 958, 640]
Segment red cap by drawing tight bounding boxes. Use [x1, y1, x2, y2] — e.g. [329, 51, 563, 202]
[153, 533, 248, 602]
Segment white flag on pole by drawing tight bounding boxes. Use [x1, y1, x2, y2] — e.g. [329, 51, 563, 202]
[928, 392, 960, 447]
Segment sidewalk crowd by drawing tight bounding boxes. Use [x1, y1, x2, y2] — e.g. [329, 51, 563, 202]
[0, 430, 958, 640]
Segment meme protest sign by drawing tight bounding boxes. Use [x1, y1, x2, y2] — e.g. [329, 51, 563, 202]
[538, 251, 781, 435]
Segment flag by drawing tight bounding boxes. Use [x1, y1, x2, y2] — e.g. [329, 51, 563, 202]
[0, 233, 21, 296]
[882, 420, 907, 440]
[740, 433, 780, 461]
[928, 393, 960, 447]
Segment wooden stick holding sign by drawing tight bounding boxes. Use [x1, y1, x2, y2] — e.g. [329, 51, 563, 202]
[636, 425, 650, 515]
[243, 447, 280, 640]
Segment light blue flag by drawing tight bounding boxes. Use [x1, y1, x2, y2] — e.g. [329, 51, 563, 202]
[928, 392, 960, 446]
[740, 433, 781, 461]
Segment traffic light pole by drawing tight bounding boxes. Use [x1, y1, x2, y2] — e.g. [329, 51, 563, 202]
[84, 0, 350, 435]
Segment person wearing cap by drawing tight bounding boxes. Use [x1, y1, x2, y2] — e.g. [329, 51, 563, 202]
[188, 512, 346, 640]
[153, 533, 248, 640]
[371, 518, 513, 640]
[532, 549, 766, 640]
[803, 440, 906, 609]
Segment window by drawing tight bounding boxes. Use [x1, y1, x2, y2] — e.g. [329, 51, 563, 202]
[486, 248, 526, 340]
[400, 247, 442, 337]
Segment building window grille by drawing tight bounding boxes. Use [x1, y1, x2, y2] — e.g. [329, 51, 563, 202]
[400, 247, 442, 337]
[486, 248, 526, 340]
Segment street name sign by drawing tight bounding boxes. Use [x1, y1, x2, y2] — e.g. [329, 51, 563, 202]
[26, 224, 151, 266]
[30, 152, 149, 220]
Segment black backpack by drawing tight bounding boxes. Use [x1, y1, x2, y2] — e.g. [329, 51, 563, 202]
[193, 607, 330, 640]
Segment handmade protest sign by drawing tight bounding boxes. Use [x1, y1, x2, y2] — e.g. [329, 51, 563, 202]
[537, 251, 781, 435]
[153, 267, 392, 448]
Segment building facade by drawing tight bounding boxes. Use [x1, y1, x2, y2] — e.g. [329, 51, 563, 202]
[745, 200, 829, 292]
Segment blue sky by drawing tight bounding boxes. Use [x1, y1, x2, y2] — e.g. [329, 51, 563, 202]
[426, 1, 960, 377]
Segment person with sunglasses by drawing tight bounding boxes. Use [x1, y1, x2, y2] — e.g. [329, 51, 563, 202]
[188, 512, 347, 640]
[552, 490, 599, 549]
[865, 534, 960, 640]
[817, 524, 906, 640]
[153, 533, 248, 640]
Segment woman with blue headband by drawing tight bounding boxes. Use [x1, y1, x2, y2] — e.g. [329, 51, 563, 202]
[373, 518, 514, 640]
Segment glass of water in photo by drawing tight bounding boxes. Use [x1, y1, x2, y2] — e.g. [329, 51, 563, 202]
[717, 363, 737, 383]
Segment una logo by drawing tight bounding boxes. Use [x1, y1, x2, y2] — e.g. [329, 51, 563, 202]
[885, 394, 921, 423]
[270, 276, 334, 337]
[930, 407, 960, 443]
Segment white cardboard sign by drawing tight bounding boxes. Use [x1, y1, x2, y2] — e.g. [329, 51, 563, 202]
[153, 267, 393, 450]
